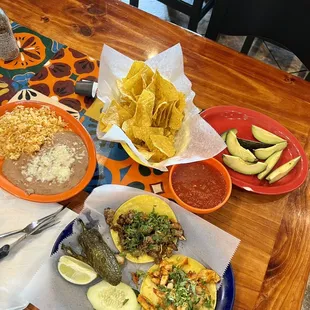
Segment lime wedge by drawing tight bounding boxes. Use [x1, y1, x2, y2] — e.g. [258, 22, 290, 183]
[58, 255, 97, 285]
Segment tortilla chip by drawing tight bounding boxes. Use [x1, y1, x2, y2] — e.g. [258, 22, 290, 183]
[152, 101, 168, 127]
[120, 100, 136, 117]
[146, 73, 156, 94]
[123, 63, 154, 98]
[166, 100, 177, 120]
[122, 71, 145, 97]
[155, 70, 179, 103]
[150, 149, 167, 162]
[160, 101, 176, 128]
[117, 79, 136, 104]
[159, 108, 170, 128]
[169, 105, 184, 130]
[99, 100, 131, 131]
[115, 100, 132, 121]
[135, 145, 154, 160]
[164, 128, 176, 136]
[141, 67, 154, 87]
[132, 126, 164, 150]
[122, 118, 136, 141]
[150, 134, 175, 157]
[124, 61, 146, 80]
[132, 89, 155, 127]
[177, 92, 186, 112]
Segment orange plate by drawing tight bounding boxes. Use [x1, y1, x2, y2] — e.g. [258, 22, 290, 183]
[0, 101, 97, 203]
[169, 158, 232, 214]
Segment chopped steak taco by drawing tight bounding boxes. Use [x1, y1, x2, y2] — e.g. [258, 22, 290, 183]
[138, 254, 220, 310]
[104, 195, 185, 264]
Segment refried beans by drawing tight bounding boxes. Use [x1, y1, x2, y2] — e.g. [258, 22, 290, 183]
[2, 131, 88, 195]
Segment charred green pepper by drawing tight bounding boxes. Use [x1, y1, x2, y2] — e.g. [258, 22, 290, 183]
[62, 219, 122, 286]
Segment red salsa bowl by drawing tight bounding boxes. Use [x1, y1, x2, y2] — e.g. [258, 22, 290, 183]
[169, 158, 232, 214]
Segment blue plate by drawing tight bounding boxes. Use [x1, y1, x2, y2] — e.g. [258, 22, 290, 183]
[52, 221, 235, 310]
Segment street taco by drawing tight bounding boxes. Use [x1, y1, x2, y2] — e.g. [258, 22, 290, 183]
[104, 195, 185, 264]
[137, 254, 220, 310]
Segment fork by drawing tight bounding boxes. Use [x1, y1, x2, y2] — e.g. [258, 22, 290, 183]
[0, 205, 66, 239]
[31, 220, 61, 235]
[0, 217, 60, 260]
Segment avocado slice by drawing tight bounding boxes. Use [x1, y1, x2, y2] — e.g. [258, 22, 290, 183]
[266, 156, 301, 184]
[221, 129, 272, 149]
[221, 128, 237, 142]
[254, 141, 287, 160]
[252, 125, 285, 144]
[257, 150, 283, 180]
[223, 154, 267, 175]
[226, 131, 257, 162]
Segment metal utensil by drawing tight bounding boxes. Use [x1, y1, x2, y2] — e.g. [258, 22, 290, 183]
[0, 217, 60, 260]
[31, 220, 61, 235]
[0, 205, 66, 239]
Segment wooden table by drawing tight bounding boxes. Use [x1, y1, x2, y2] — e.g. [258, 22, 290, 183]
[2, 0, 309, 309]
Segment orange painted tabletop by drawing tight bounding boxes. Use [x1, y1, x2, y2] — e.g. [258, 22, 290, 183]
[1, 0, 309, 309]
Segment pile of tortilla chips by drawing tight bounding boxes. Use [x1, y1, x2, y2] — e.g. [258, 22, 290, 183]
[99, 61, 186, 163]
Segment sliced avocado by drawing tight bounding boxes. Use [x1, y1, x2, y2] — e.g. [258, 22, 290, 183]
[266, 156, 301, 184]
[238, 138, 272, 150]
[226, 131, 257, 163]
[221, 128, 237, 142]
[257, 150, 283, 180]
[252, 125, 285, 144]
[221, 129, 272, 149]
[223, 154, 267, 175]
[254, 141, 287, 160]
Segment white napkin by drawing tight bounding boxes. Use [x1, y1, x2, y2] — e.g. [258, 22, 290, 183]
[0, 189, 77, 310]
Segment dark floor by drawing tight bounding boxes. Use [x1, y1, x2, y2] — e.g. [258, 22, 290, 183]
[124, 0, 309, 80]
[124, 1, 310, 308]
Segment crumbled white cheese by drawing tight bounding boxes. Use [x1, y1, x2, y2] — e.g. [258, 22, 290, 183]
[22, 144, 77, 184]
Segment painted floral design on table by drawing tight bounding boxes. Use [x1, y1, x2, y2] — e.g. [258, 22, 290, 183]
[29, 47, 99, 111]
[2, 33, 46, 69]
[0, 75, 18, 105]
[0, 22, 65, 91]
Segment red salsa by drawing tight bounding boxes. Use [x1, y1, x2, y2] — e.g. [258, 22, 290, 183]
[172, 162, 227, 209]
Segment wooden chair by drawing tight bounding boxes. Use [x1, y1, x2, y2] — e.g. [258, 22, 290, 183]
[130, 0, 214, 32]
[205, 0, 310, 80]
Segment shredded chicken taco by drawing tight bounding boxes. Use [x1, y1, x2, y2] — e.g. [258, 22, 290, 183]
[104, 195, 185, 264]
[138, 254, 220, 310]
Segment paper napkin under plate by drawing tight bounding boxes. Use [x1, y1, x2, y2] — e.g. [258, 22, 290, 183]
[0, 189, 77, 310]
[21, 185, 240, 310]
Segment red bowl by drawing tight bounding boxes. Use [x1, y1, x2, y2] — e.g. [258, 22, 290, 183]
[169, 158, 232, 214]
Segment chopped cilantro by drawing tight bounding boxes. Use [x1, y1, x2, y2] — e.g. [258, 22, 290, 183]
[122, 298, 129, 306]
[119, 252, 127, 258]
[113, 209, 182, 262]
[204, 296, 213, 308]
[157, 266, 214, 310]
[136, 270, 147, 280]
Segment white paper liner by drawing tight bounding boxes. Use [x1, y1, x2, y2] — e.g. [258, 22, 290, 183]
[0, 189, 77, 310]
[22, 185, 240, 309]
[96, 44, 226, 171]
